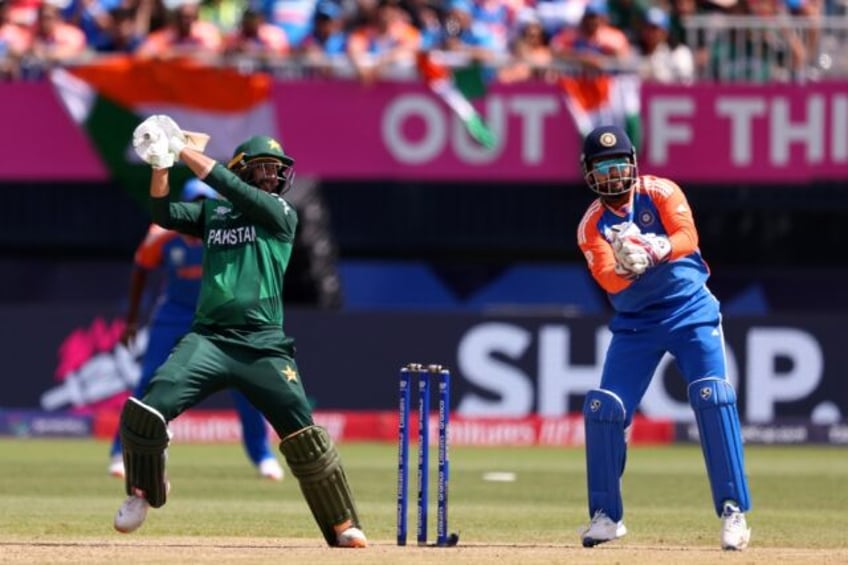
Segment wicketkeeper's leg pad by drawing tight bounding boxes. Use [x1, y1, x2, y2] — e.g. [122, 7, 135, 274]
[688, 377, 751, 516]
[120, 397, 170, 508]
[583, 388, 627, 522]
[279, 425, 362, 547]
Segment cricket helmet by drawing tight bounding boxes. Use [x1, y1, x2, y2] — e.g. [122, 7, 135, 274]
[580, 125, 638, 197]
[227, 135, 295, 194]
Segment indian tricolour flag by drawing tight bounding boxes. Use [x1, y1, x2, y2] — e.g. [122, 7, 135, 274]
[559, 72, 642, 150]
[50, 56, 277, 204]
[416, 50, 496, 150]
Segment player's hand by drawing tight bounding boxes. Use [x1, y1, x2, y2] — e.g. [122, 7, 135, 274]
[639, 233, 671, 265]
[152, 114, 187, 156]
[608, 221, 641, 241]
[132, 119, 174, 169]
[613, 233, 671, 276]
[613, 237, 651, 276]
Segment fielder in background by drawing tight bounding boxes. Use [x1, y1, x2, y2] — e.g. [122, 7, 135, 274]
[114, 115, 367, 548]
[107, 177, 284, 482]
[575, 125, 752, 550]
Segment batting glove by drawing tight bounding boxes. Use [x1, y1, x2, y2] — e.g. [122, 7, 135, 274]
[132, 120, 174, 169]
[152, 115, 187, 156]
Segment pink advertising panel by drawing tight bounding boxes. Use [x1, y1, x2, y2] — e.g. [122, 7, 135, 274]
[272, 80, 582, 181]
[641, 83, 848, 183]
[0, 83, 107, 181]
[2, 79, 846, 184]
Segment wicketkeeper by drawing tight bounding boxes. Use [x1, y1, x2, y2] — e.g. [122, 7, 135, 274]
[576, 125, 752, 550]
[114, 115, 367, 548]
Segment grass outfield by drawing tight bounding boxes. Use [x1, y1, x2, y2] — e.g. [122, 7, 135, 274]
[1, 439, 846, 564]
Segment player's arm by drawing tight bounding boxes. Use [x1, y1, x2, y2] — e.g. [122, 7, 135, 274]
[577, 208, 633, 294]
[180, 146, 296, 239]
[133, 116, 204, 236]
[651, 178, 698, 260]
[148, 168, 204, 237]
[121, 266, 148, 347]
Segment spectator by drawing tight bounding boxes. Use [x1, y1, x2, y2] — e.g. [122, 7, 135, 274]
[472, 0, 513, 53]
[6, 0, 40, 26]
[135, 0, 222, 60]
[406, 0, 443, 50]
[96, 6, 144, 52]
[497, 8, 553, 82]
[550, 0, 632, 72]
[346, 0, 420, 83]
[635, 6, 694, 83]
[535, 0, 591, 37]
[260, 0, 318, 50]
[299, 0, 348, 74]
[61, 0, 123, 50]
[440, 0, 501, 60]
[21, 1, 88, 78]
[707, 0, 804, 82]
[1, 0, 29, 78]
[199, 0, 245, 34]
[607, 0, 649, 43]
[785, 0, 820, 73]
[224, 7, 289, 56]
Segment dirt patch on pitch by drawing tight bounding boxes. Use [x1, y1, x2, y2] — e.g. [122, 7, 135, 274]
[1, 537, 844, 564]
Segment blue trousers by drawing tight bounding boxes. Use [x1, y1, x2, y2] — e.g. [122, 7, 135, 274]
[110, 316, 274, 466]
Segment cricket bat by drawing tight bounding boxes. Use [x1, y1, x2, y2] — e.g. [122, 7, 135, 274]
[184, 130, 210, 152]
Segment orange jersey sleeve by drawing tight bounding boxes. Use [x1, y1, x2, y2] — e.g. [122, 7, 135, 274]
[134, 224, 178, 270]
[577, 199, 632, 294]
[642, 176, 698, 260]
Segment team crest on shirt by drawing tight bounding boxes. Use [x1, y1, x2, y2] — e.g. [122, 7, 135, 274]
[638, 210, 655, 227]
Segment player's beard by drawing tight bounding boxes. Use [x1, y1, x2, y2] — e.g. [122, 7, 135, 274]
[256, 177, 278, 193]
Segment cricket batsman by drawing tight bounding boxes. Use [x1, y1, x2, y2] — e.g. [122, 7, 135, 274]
[113, 115, 367, 548]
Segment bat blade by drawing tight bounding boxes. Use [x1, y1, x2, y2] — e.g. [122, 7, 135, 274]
[183, 130, 210, 152]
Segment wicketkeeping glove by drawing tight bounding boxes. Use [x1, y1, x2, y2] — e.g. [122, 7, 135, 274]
[613, 237, 651, 276]
[613, 233, 671, 276]
[132, 119, 174, 169]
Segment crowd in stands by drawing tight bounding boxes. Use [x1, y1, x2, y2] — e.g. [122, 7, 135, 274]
[0, 0, 836, 82]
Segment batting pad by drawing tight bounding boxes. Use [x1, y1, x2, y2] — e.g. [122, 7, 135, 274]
[583, 389, 627, 522]
[280, 426, 362, 546]
[120, 397, 170, 508]
[688, 377, 751, 516]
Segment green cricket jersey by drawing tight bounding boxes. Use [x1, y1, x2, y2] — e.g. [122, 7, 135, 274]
[150, 163, 297, 348]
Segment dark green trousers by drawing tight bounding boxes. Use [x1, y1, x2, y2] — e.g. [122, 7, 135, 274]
[142, 331, 313, 438]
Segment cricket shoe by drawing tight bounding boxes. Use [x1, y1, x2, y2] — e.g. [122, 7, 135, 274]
[114, 489, 149, 533]
[108, 455, 125, 479]
[258, 457, 284, 481]
[335, 521, 368, 548]
[721, 501, 751, 550]
[581, 510, 627, 547]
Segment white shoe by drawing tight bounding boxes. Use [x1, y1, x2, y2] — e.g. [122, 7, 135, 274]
[114, 490, 149, 533]
[721, 501, 751, 550]
[258, 458, 284, 481]
[336, 526, 368, 548]
[108, 455, 125, 479]
[581, 510, 627, 547]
